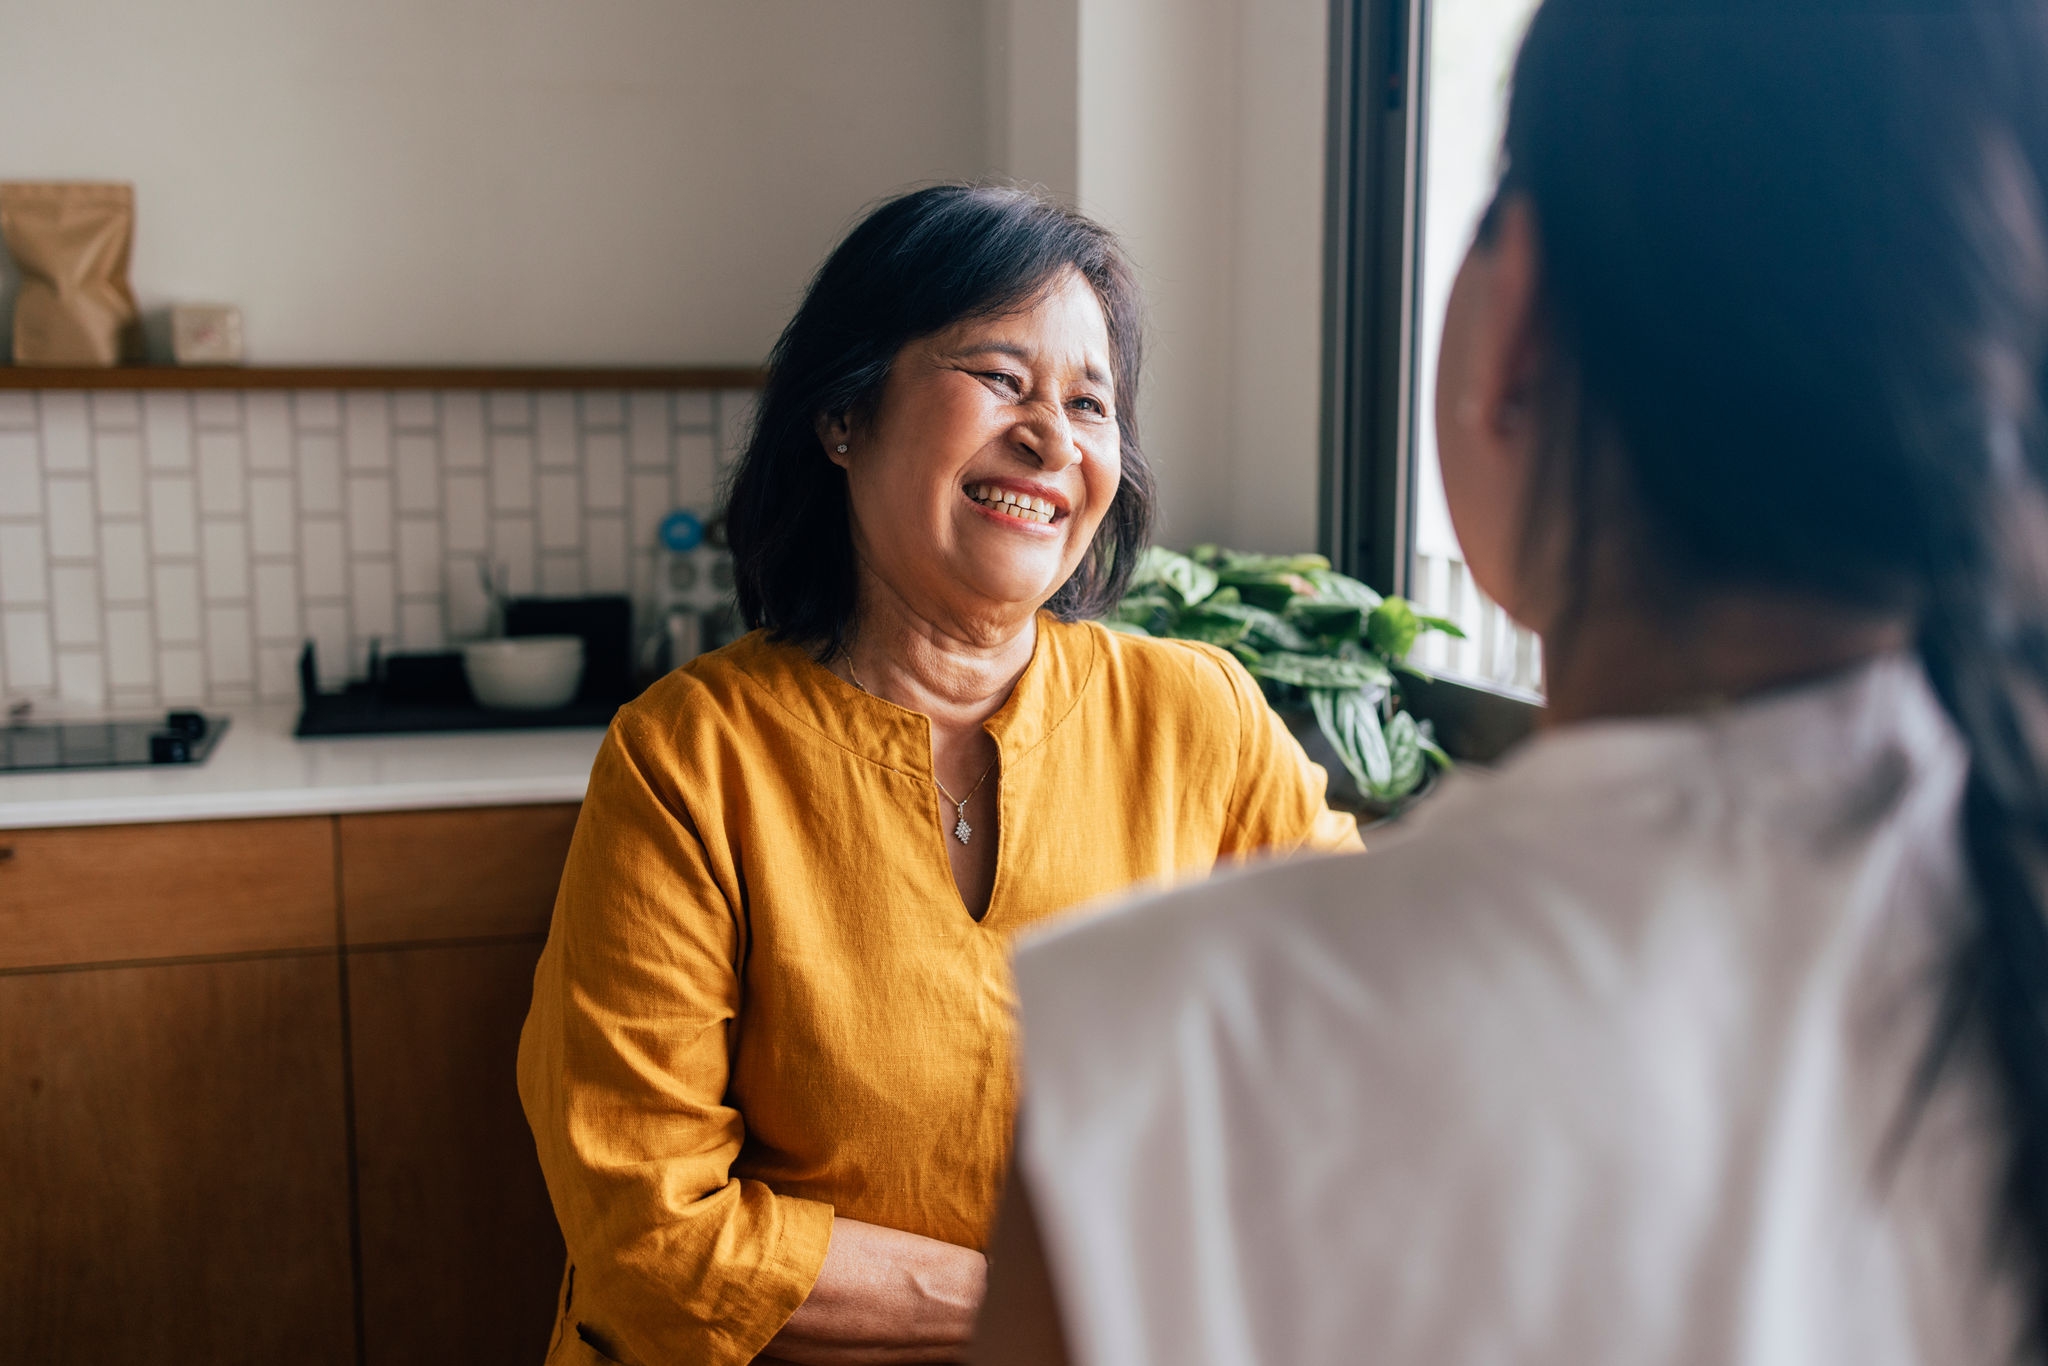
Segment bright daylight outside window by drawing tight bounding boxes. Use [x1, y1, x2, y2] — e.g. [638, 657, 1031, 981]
[1407, 0, 1544, 692]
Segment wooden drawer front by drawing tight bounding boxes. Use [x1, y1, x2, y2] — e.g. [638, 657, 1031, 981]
[0, 817, 337, 971]
[338, 804, 580, 945]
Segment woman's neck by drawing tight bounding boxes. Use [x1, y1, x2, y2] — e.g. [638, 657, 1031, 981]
[839, 574, 1039, 732]
[1540, 590, 1911, 727]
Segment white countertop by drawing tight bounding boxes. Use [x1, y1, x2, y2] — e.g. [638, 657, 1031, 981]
[0, 706, 607, 830]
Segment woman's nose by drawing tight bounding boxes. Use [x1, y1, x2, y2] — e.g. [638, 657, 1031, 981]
[1015, 405, 1082, 472]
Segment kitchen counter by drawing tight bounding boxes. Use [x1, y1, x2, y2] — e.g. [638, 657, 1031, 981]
[0, 706, 607, 830]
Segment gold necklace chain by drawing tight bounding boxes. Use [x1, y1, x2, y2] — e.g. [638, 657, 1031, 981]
[842, 649, 998, 844]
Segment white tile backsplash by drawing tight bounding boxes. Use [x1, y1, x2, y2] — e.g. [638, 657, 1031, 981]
[349, 558, 397, 637]
[490, 433, 536, 512]
[249, 476, 296, 557]
[490, 516, 537, 596]
[245, 393, 293, 470]
[344, 392, 392, 470]
[40, 393, 91, 471]
[673, 390, 714, 428]
[205, 605, 255, 684]
[442, 392, 486, 470]
[628, 393, 668, 469]
[443, 474, 488, 553]
[583, 431, 626, 511]
[0, 431, 43, 516]
[1, 524, 49, 605]
[346, 476, 394, 556]
[397, 518, 442, 596]
[393, 391, 438, 431]
[101, 524, 149, 603]
[538, 472, 582, 550]
[152, 564, 203, 644]
[105, 606, 154, 688]
[253, 562, 301, 640]
[197, 431, 248, 514]
[394, 434, 440, 512]
[201, 521, 251, 601]
[158, 644, 205, 704]
[46, 478, 96, 559]
[194, 391, 243, 430]
[538, 393, 578, 468]
[147, 477, 199, 558]
[90, 391, 141, 430]
[0, 384, 753, 709]
[298, 431, 343, 513]
[0, 393, 39, 428]
[56, 648, 104, 704]
[300, 519, 347, 600]
[94, 432, 144, 516]
[487, 391, 534, 430]
[143, 392, 193, 470]
[294, 390, 341, 430]
[2, 608, 53, 687]
[51, 565, 101, 645]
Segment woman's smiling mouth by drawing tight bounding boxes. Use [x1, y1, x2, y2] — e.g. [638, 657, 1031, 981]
[965, 482, 1063, 526]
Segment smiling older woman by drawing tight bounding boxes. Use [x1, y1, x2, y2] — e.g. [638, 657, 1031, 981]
[516, 185, 1360, 1366]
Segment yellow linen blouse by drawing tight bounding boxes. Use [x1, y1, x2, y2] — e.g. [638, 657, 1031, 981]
[517, 614, 1361, 1366]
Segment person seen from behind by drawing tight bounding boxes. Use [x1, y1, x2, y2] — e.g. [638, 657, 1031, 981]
[976, 2, 2048, 1362]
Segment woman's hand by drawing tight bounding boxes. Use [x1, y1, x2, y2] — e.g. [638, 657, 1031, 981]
[763, 1216, 989, 1365]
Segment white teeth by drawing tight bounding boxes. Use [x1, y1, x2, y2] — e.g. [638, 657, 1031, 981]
[966, 484, 1056, 524]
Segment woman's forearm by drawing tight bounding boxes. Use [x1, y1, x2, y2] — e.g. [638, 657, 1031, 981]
[763, 1216, 988, 1365]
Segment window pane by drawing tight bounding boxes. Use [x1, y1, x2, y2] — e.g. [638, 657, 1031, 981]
[1409, 0, 1544, 693]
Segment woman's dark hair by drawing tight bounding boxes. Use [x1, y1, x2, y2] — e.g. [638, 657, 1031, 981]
[1495, 0, 2048, 1346]
[722, 183, 1152, 657]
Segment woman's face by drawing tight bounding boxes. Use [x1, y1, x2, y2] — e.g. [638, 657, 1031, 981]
[827, 268, 1123, 633]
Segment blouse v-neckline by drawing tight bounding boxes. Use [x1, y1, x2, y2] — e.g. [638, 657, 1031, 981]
[728, 616, 1100, 929]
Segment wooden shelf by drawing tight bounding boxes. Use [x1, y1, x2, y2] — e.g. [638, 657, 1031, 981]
[0, 364, 764, 391]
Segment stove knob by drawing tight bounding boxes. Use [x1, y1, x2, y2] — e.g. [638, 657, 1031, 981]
[164, 710, 206, 739]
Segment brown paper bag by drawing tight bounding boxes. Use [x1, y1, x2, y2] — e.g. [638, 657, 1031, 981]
[0, 182, 142, 366]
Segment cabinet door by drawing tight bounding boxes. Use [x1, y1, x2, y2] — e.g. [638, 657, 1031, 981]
[338, 804, 580, 945]
[348, 938, 566, 1366]
[0, 955, 356, 1364]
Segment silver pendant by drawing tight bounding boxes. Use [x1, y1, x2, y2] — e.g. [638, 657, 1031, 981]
[954, 815, 972, 844]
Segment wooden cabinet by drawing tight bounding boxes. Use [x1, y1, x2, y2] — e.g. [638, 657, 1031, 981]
[349, 941, 568, 1366]
[0, 815, 347, 1362]
[339, 804, 579, 944]
[339, 805, 578, 1366]
[0, 815, 336, 969]
[0, 802, 580, 1366]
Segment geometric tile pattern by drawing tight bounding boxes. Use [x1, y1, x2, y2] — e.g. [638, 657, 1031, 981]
[0, 386, 757, 710]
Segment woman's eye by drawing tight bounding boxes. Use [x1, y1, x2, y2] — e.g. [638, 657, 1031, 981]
[984, 371, 1022, 392]
[1070, 395, 1106, 415]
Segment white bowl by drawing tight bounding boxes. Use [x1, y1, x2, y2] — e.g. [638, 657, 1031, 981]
[462, 636, 585, 710]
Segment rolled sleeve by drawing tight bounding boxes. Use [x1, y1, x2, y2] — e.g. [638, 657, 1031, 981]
[518, 721, 835, 1366]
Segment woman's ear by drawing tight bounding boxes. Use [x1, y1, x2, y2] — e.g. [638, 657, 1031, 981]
[1434, 193, 1550, 629]
[816, 412, 853, 469]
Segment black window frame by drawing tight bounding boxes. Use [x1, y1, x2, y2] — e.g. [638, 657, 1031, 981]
[1319, 0, 1541, 762]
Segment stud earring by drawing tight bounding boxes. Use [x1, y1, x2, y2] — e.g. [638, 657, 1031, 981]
[836, 443, 848, 453]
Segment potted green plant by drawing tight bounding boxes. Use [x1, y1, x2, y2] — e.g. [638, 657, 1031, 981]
[1107, 545, 1464, 816]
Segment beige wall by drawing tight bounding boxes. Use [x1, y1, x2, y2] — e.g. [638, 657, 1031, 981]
[2, 0, 1329, 549]
[989, 0, 1329, 551]
[0, 1, 992, 365]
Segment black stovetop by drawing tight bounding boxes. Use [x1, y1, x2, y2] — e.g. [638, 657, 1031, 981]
[0, 711, 229, 773]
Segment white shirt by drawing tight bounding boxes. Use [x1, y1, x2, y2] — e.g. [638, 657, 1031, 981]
[1012, 657, 2018, 1366]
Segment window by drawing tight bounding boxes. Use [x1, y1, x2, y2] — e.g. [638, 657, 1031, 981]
[1322, 0, 1542, 755]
